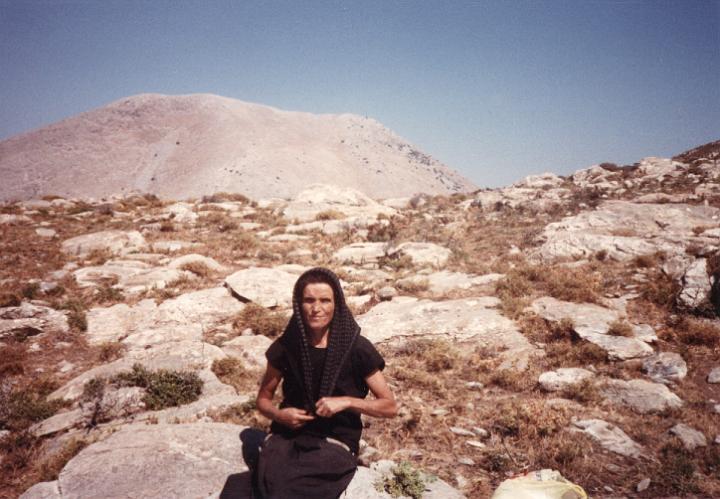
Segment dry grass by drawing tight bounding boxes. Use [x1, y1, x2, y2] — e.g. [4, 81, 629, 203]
[606, 319, 634, 337]
[315, 209, 346, 221]
[230, 304, 288, 339]
[211, 357, 259, 394]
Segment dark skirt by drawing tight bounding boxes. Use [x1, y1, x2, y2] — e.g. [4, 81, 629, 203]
[254, 433, 357, 499]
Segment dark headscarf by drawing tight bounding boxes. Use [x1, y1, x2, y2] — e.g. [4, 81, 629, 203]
[279, 267, 360, 414]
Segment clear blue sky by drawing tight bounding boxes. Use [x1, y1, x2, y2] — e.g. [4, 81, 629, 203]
[1, 0, 718, 187]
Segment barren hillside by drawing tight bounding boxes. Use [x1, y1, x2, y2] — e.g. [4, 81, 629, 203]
[0, 93, 475, 202]
[1, 141, 719, 498]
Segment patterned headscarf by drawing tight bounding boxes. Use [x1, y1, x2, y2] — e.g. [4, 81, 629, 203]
[279, 267, 360, 414]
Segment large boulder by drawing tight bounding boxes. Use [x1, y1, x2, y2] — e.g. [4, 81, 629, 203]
[357, 296, 536, 368]
[61, 230, 147, 257]
[677, 258, 713, 311]
[333, 243, 389, 265]
[0, 302, 69, 340]
[397, 271, 503, 295]
[600, 378, 683, 413]
[538, 368, 594, 392]
[283, 184, 396, 223]
[224, 267, 297, 308]
[534, 201, 720, 262]
[387, 242, 452, 267]
[572, 419, 645, 458]
[642, 352, 687, 384]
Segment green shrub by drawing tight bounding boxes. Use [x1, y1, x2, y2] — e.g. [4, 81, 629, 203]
[113, 364, 203, 410]
[376, 461, 427, 499]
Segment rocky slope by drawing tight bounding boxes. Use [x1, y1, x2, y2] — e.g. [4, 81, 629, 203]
[0, 93, 475, 202]
[1, 141, 720, 498]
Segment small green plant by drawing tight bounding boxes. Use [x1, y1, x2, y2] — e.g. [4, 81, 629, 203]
[113, 364, 203, 410]
[376, 461, 427, 499]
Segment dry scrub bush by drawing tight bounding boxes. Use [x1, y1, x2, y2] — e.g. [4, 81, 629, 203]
[201, 192, 250, 204]
[315, 209, 346, 221]
[211, 357, 258, 394]
[395, 278, 429, 294]
[208, 400, 269, 431]
[231, 304, 287, 338]
[606, 319, 634, 337]
[180, 261, 213, 278]
[671, 316, 720, 346]
[36, 438, 88, 482]
[95, 341, 124, 362]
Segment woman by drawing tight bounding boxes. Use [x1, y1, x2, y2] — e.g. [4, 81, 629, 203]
[254, 267, 397, 499]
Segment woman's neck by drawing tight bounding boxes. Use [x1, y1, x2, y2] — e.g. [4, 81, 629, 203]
[307, 328, 329, 348]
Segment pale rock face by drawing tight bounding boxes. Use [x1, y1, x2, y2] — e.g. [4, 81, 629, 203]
[642, 352, 688, 383]
[387, 242, 452, 267]
[637, 157, 683, 180]
[538, 368, 594, 392]
[0, 303, 69, 340]
[513, 172, 564, 189]
[572, 419, 645, 458]
[221, 334, 273, 368]
[670, 423, 707, 450]
[677, 258, 712, 310]
[73, 259, 193, 294]
[333, 242, 389, 265]
[283, 184, 396, 222]
[396, 271, 503, 295]
[35, 227, 57, 238]
[707, 367, 720, 383]
[161, 202, 198, 223]
[600, 378, 683, 413]
[357, 296, 537, 369]
[285, 215, 383, 236]
[571, 164, 618, 187]
[151, 240, 198, 252]
[529, 297, 653, 360]
[0, 214, 32, 224]
[61, 230, 147, 257]
[224, 267, 297, 307]
[534, 201, 720, 262]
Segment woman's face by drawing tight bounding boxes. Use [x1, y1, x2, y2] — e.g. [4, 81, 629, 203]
[301, 282, 335, 335]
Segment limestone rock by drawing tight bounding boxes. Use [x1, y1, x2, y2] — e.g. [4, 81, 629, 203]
[572, 419, 645, 458]
[283, 184, 396, 223]
[224, 267, 297, 307]
[387, 242, 452, 267]
[18, 480, 61, 499]
[0, 302, 69, 340]
[708, 367, 720, 383]
[30, 409, 84, 438]
[35, 228, 57, 238]
[601, 378, 683, 413]
[642, 352, 687, 383]
[61, 230, 147, 257]
[333, 242, 389, 265]
[377, 286, 398, 301]
[161, 202, 198, 223]
[677, 259, 712, 310]
[0, 214, 32, 224]
[151, 240, 198, 252]
[357, 296, 535, 368]
[42, 423, 247, 498]
[221, 334, 273, 368]
[670, 423, 707, 450]
[529, 297, 653, 360]
[538, 368, 594, 392]
[398, 271, 503, 295]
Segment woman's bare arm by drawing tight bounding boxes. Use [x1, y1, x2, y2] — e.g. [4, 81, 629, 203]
[315, 370, 398, 418]
[256, 363, 315, 430]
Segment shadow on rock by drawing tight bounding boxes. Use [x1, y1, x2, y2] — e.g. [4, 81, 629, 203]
[219, 428, 267, 499]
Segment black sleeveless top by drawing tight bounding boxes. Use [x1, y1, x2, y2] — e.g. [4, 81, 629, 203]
[265, 335, 385, 454]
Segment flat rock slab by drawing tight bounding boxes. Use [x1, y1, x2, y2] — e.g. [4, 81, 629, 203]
[708, 367, 720, 383]
[27, 423, 247, 499]
[0, 302, 69, 340]
[387, 242, 452, 267]
[333, 242, 389, 265]
[642, 352, 687, 384]
[283, 184, 396, 222]
[678, 258, 712, 310]
[529, 297, 653, 360]
[222, 334, 274, 369]
[535, 201, 720, 262]
[61, 230, 147, 257]
[572, 419, 645, 458]
[538, 368, 594, 392]
[225, 267, 297, 308]
[398, 271, 503, 295]
[167, 253, 226, 272]
[86, 287, 244, 346]
[670, 423, 707, 451]
[357, 296, 533, 356]
[601, 378, 683, 413]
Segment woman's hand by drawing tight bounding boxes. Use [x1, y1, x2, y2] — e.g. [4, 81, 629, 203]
[315, 396, 350, 417]
[275, 407, 315, 429]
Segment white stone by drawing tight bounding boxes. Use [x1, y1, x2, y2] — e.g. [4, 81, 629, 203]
[643, 352, 687, 383]
[167, 253, 226, 272]
[538, 368, 594, 392]
[670, 423, 707, 450]
[708, 367, 720, 383]
[601, 378, 683, 413]
[224, 267, 297, 307]
[222, 334, 274, 369]
[387, 242, 452, 267]
[677, 259, 712, 310]
[333, 242, 389, 265]
[61, 230, 147, 257]
[0, 302, 69, 340]
[283, 184, 396, 223]
[35, 228, 57, 238]
[572, 419, 645, 458]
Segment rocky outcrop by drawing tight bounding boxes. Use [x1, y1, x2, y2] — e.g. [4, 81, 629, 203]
[0, 302, 69, 340]
[283, 184, 396, 222]
[572, 419, 645, 458]
[600, 378, 683, 413]
[61, 230, 147, 257]
[224, 267, 298, 308]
